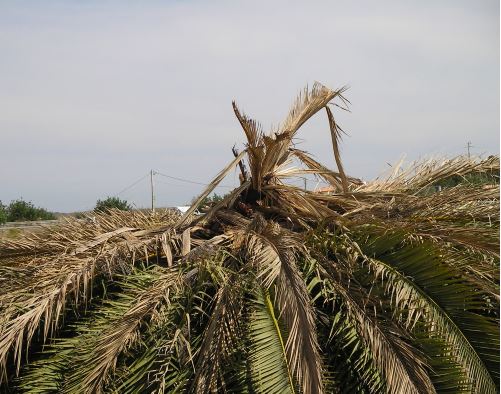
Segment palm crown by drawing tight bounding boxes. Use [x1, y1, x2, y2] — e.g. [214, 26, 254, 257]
[0, 83, 499, 393]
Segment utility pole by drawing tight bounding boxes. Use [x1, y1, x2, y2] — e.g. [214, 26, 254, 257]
[466, 141, 472, 159]
[150, 170, 155, 212]
[303, 178, 307, 191]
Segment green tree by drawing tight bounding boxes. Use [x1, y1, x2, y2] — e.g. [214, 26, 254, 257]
[0, 84, 498, 394]
[196, 192, 227, 211]
[6, 199, 55, 222]
[433, 165, 499, 189]
[94, 197, 131, 213]
[0, 201, 7, 225]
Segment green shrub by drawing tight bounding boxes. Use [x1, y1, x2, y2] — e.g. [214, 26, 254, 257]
[434, 165, 499, 188]
[0, 201, 7, 225]
[94, 197, 131, 213]
[6, 199, 55, 222]
[196, 193, 228, 211]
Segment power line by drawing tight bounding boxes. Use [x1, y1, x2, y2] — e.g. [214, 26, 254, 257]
[154, 179, 233, 190]
[154, 170, 234, 188]
[116, 169, 324, 200]
[155, 179, 189, 187]
[115, 173, 150, 196]
[114, 169, 236, 202]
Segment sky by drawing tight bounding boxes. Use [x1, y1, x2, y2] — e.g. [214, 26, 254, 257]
[0, 0, 499, 212]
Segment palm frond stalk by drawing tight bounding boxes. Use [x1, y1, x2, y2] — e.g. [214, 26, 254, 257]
[0, 82, 498, 393]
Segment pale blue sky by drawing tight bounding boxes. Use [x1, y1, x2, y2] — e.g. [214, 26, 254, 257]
[0, 1, 499, 212]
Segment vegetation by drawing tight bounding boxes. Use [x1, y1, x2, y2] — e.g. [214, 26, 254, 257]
[94, 196, 132, 213]
[0, 201, 6, 225]
[0, 228, 23, 240]
[205, 192, 225, 204]
[198, 192, 227, 211]
[433, 165, 499, 188]
[0, 83, 498, 393]
[0, 198, 55, 223]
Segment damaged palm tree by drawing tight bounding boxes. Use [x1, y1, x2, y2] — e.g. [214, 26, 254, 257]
[0, 83, 499, 393]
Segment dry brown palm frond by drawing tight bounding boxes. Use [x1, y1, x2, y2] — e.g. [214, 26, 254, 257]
[279, 83, 348, 137]
[232, 101, 263, 149]
[291, 148, 363, 188]
[233, 216, 323, 393]
[0, 210, 180, 379]
[445, 253, 499, 300]
[335, 207, 499, 298]
[308, 191, 376, 216]
[196, 181, 252, 227]
[341, 182, 500, 257]
[401, 220, 498, 255]
[262, 184, 344, 223]
[0, 213, 180, 299]
[403, 184, 499, 224]
[325, 106, 349, 192]
[176, 150, 247, 228]
[0, 255, 97, 377]
[1, 82, 498, 393]
[0, 240, 162, 379]
[231, 83, 350, 194]
[0, 209, 179, 261]
[275, 254, 324, 394]
[190, 277, 245, 393]
[362, 155, 499, 193]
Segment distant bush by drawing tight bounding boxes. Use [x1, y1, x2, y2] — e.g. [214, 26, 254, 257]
[431, 168, 499, 192]
[3, 199, 56, 222]
[194, 193, 227, 211]
[0, 202, 7, 225]
[74, 212, 88, 219]
[208, 193, 225, 204]
[434, 171, 499, 188]
[94, 197, 131, 213]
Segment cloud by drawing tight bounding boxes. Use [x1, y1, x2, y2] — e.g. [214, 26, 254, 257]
[0, 0, 498, 211]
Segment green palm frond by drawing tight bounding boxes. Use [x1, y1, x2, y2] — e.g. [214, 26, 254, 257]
[323, 308, 386, 394]
[65, 270, 183, 393]
[351, 228, 499, 393]
[248, 288, 295, 394]
[190, 276, 245, 393]
[302, 258, 385, 394]
[314, 259, 436, 394]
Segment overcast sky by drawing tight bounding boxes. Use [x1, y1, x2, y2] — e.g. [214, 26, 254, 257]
[0, 0, 499, 212]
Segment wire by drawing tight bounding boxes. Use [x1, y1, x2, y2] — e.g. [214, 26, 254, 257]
[155, 179, 194, 188]
[115, 173, 150, 196]
[155, 179, 232, 190]
[154, 170, 235, 188]
[115, 169, 321, 201]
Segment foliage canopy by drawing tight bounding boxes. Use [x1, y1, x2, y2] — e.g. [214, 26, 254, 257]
[0, 83, 498, 394]
[94, 196, 132, 213]
[0, 202, 6, 225]
[0, 199, 55, 223]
